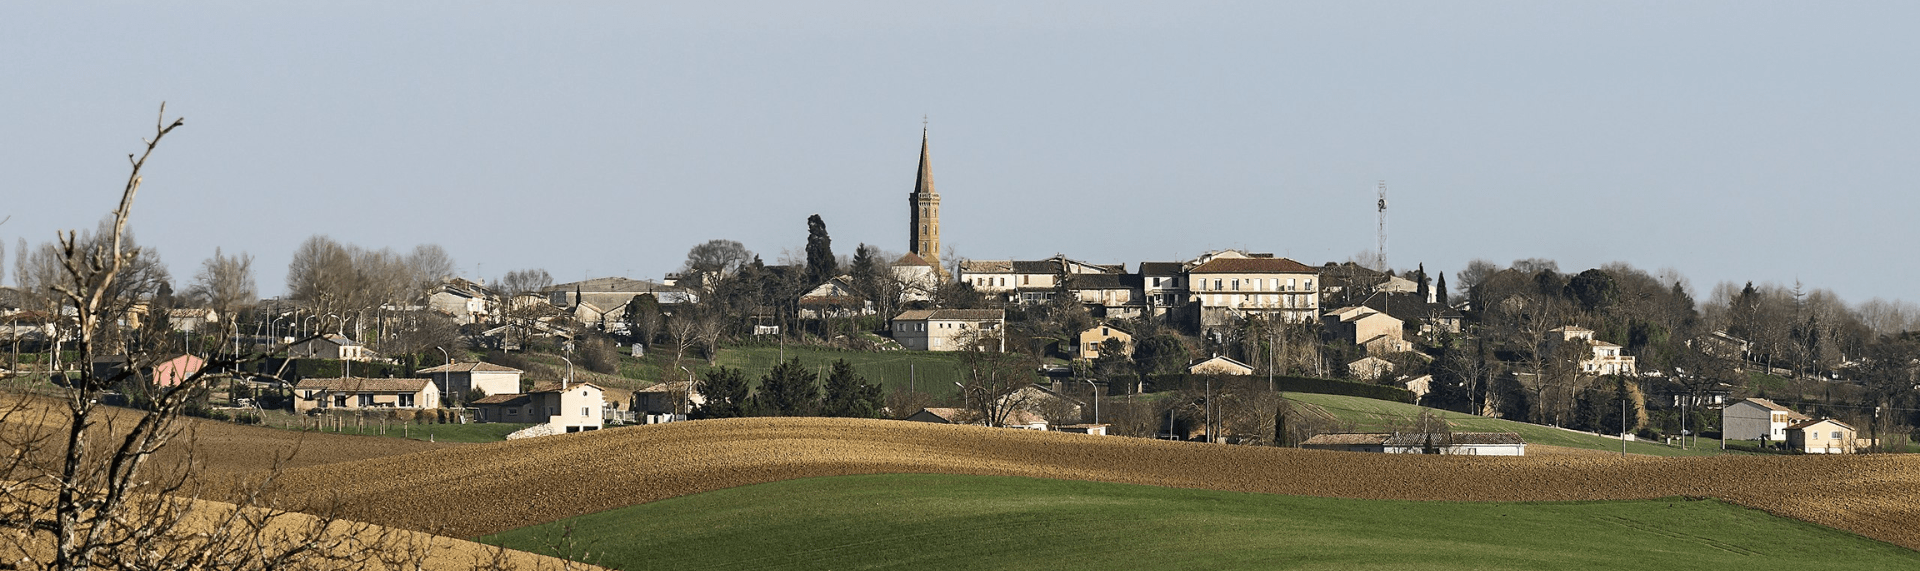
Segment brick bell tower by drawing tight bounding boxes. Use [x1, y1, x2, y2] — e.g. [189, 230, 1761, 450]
[908, 126, 941, 270]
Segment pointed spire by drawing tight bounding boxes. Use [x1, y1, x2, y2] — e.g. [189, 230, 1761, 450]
[913, 125, 935, 196]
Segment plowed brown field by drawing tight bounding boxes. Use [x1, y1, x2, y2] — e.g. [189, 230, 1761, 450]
[1, 393, 451, 476]
[252, 417, 1920, 550]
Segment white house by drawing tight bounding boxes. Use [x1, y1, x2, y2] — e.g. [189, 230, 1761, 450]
[471, 382, 605, 434]
[1546, 326, 1637, 376]
[1722, 398, 1811, 442]
[891, 309, 1005, 352]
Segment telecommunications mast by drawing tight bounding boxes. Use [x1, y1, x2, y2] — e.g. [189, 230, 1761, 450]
[1375, 180, 1388, 272]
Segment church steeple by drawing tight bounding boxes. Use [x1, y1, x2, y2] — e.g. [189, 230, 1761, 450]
[909, 126, 941, 269]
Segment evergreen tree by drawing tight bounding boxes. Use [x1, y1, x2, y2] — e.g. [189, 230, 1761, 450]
[805, 214, 837, 285]
[1434, 272, 1450, 307]
[1414, 263, 1430, 302]
[821, 359, 883, 418]
[753, 358, 820, 416]
[692, 366, 750, 419]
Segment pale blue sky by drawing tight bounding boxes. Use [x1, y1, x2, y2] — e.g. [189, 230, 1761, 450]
[4, 2, 1916, 305]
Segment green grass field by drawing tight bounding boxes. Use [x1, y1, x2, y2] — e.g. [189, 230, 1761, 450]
[712, 346, 970, 397]
[1281, 392, 1742, 457]
[481, 474, 1916, 570]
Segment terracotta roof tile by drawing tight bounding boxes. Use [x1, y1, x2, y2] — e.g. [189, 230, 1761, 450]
[1189, 257, 1318, 274]
[415, 361, 524, 374]
[293, 377, 432, 392]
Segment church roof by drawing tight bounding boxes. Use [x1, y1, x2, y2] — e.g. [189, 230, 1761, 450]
[913, 128, 936, 196]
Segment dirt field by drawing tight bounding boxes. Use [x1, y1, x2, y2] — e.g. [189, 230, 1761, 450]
[1, 393, 452, 477]
[250, 417, 1920, 550]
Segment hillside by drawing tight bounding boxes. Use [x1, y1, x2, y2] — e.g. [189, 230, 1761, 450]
[248, 417, 1920, 551]
[1281, 392, 1737, 457]
[484, 474, 1918, 570]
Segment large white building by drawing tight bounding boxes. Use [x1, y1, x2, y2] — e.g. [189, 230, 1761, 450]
[891, 309, 1005, 352]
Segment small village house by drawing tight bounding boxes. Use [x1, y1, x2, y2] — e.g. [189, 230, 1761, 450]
[293, 377, 440, 413]
[1347, 356, 1395, 381]
[1322, 306, 1411, 355]
[1074, 325, 1132, 360]
[1786, 418, 1859, 454]
[415, 361, 524, 403]
[471, 382, 606, 433]
[632, 380, 705, 423]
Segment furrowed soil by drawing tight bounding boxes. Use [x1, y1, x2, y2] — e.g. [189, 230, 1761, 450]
[251, 417, 1920, 550]
[0, 393, 452, 478]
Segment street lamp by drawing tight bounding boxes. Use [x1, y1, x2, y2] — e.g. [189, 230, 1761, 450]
[679, 366, 695, 419]
[435, 346, 451, 406]
[1080, 378, 1100, 424]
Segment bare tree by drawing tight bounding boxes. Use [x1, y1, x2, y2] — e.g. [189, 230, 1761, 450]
[405, 244, 456, 299]
[286, 234, 355, 322]
[186, 247, 255, 320]
[0, 106, 474, 570]
[680, 239, 752, 282]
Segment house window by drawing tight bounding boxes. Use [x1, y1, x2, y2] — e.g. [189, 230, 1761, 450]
[583, 407, 590, 416]
[1213, 279, 1222, 290]
[508, 408, 518, 416]
[357, 394, 374, 407]
[1023, 275, 1030, 285]
[1304, 279, 1313, 290]
[1231, 279, 1239, 291]
[1832, 431, 1842, 439]
[399, 394, 414, 407]
[1287, 278, 1296, 291]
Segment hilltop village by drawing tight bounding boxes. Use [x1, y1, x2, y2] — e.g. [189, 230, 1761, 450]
[7, 129, 1914, 457]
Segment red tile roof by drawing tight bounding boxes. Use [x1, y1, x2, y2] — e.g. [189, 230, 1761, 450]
[1189, 257, 1318, 274]
[415, 361, 524, 374]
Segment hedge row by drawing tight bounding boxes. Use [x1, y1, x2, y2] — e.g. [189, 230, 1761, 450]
[1144, 373, 1416, 403]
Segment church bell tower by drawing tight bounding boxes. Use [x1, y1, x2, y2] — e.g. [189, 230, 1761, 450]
[909, 127, 940, 269]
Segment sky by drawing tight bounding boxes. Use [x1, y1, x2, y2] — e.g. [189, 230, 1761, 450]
[4, 2, 1917, 306]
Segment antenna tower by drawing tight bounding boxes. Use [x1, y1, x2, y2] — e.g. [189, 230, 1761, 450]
[1375, 180, 1388, 272]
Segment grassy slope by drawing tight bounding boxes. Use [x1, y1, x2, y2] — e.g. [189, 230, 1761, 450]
[483, 474, 1916, 571]
[1282, 392, 1742, 457]
[713, 345, 967, 396]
